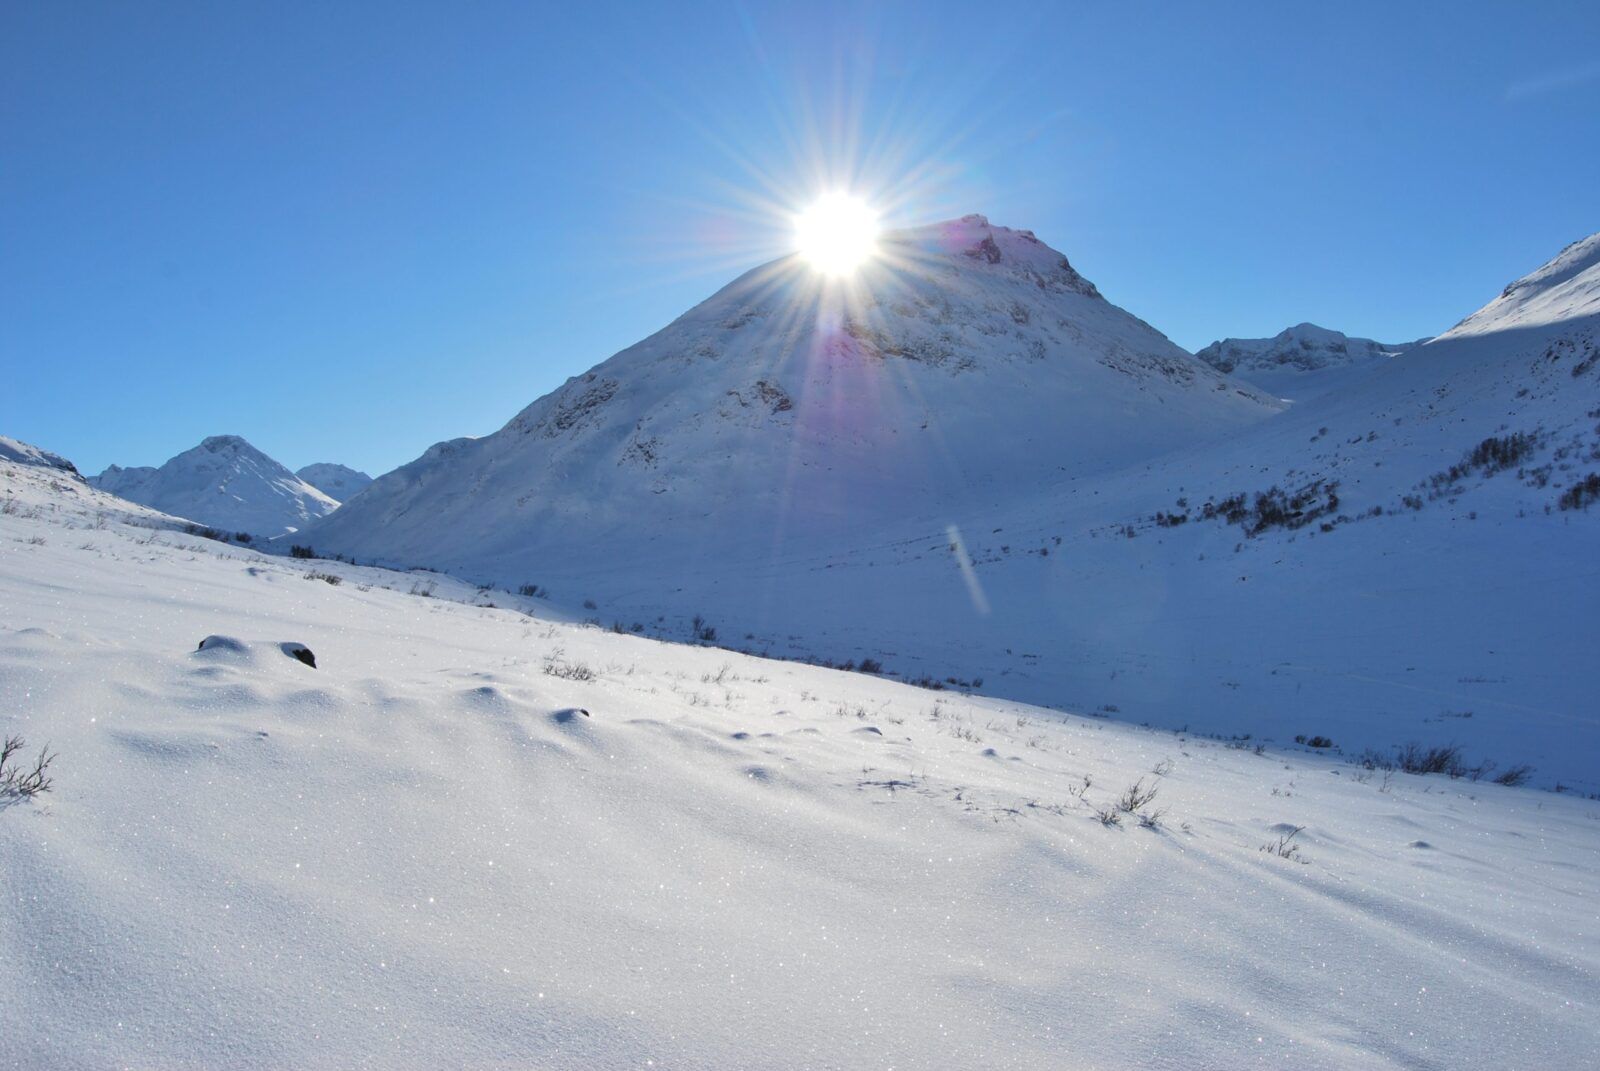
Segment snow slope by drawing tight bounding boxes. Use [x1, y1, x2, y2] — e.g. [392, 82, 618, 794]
[91, 435, 339, 536]
[304, 216, 1281, 573]
[2, 454, 1596, 1070]
[1194, 323, 1427, 400]
[390, 232, 1600, 790]
[0, 435, 84, 479]
[295, 462, 373, 502]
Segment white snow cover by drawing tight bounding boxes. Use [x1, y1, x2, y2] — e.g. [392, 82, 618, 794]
[305, 216, 1281, 572]
[1194, 323, 1427, 400]
[295, 461, 373, 502]
[291, 229, 1600, 790]
[1441, 231, 1600, 339]
[2, 457, 1597, 1069]
[91, 434, 339, 536]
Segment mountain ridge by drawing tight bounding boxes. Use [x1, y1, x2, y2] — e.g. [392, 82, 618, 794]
[304, 215, 1282, 574]
[91, 435, 338, 536]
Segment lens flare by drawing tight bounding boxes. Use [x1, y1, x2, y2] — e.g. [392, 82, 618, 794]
[795, 193, 880, 276]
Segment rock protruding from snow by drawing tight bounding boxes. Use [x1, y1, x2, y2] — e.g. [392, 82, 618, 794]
[0, 435, 83, 480]
[1441, 231, 1600, 340]
[295, 463, 373, 502]
[304, 215, 1283, 578]
[91, 435, 338, 537]
[1194, 324, 1427, 400]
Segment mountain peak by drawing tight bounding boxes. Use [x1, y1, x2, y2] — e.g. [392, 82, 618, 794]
[295, 462, 373, 502]
[1195, 324, 1426, 399]
[881, 215, 1103, 299]
[91, 437, 336, 535]
[304, 217, 1278, 574]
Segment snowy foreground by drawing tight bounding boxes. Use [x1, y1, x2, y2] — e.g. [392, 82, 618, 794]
[2, 468, 1598, 1070]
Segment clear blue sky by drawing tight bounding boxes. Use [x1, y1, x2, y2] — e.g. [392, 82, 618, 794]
[4, 2, 1597, 478]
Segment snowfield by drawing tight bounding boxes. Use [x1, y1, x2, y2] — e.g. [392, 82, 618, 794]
[3, 449, 1598, 1070]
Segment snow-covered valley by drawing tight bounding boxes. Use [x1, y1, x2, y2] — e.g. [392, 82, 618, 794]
[287, 224, 1600, 794]
[2, 456, 1597, 1069]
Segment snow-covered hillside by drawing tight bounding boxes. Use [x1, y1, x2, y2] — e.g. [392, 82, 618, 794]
[304, 216, 1280, 573]
[298, 231, 1600, 789]
[2, 452, 1596, 1070]
[0, 435, 84, 479]
[1194, 323, 1427, 400]
[296, 462, 373, 502]
[91, 435, 339, 536]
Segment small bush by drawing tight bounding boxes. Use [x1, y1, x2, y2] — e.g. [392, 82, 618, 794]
[289, 544, 316, 559]
[857, 657, 884, 674]
[1558, 473, 1600, 511]
[1466, 433, 1535, 473]
[691, 614, 717, 644]
[1137, 808, 1168, 831]
[542, 652, 597, 681]
[1396, 742, 1464, 777]
[1493, 764, 1534, 787]
[0, 735, 54, 801]
[1117, 778, 1159, 813]
[1295, 734, 1334, 749]
[305, 571, 342, 586]
[1094, 804, 1123, 827]
[518, 583, 545, 598]
[1260, 826, 1305, 861]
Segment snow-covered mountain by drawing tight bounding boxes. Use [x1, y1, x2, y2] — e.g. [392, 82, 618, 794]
[1194, 323, 1428, 400]
[305, 215, 1281, 573]
[91, 435, 338, 536]
[294, 462, 373, 502]
[0, 434, 83, 480]
[306, 230, 1600, 787]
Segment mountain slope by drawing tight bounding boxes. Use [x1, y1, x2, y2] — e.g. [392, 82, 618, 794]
[0, 434, 83, 480]
[295, 462, 373, 502]
[306, 216, 1280, 573]
[456, 232, 1600, 788]
[1194, 323, 1428, 400]
[91, 435, 338, 536]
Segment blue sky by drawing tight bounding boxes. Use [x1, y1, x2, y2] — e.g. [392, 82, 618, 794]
[3, 2, 1597, 478]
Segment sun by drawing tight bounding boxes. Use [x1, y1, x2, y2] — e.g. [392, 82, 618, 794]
[795, 193, 880, 276]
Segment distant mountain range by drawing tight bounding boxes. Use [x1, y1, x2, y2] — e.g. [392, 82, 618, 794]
[1194, 323, 1430, 399]
[89, 435, 340, 536]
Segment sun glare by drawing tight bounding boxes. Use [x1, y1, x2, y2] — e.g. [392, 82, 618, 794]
[795, 193, 879, 276]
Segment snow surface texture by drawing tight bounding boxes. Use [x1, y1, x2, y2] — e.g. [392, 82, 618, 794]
[91, 434, 338, 536]
[301, 226, 1600, 791]
[306, 216, 1282, 572]
[1194, 323, 1428, 401]
[2, 457, 1597, 1069]
[295, 461, 373, 502]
